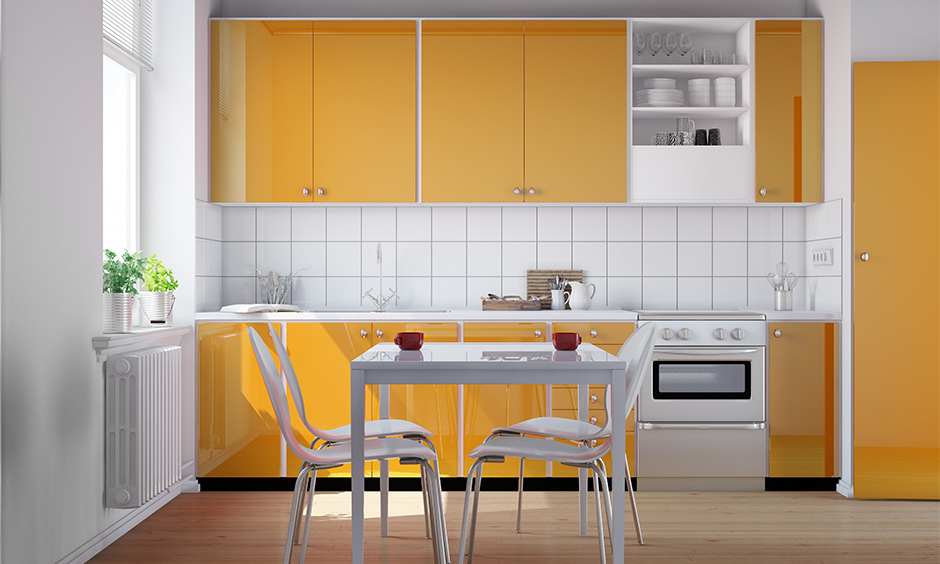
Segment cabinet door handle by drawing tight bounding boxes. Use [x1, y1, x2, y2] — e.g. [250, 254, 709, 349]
[534, 329, 542, 338]
[528, 187, 535, 196]
[759, 187, 767, 197]
[860, 252, 869, 262]
[589, 416, 598, 425]
[302, 187, 310, 197]
[590, 394, 598, 404]
[360, 329, 368, 338]
[375, 329, 384, 338]
[590, 329, 598, 338]
[774, 329, 782, 338]
[513, 187, 521, 196]
[317, 187, 324, 196]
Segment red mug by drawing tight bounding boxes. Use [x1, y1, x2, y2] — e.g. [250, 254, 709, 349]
[552, 332, 581, 351]
[394, 331, 424, 350]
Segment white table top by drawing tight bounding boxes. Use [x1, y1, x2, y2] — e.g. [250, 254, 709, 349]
[351, 342, 622, 370]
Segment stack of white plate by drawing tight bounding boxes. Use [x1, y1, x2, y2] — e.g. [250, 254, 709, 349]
[643, 77, 677, 89]
[635, 88, 684, 107]
[687, 78, 711, 107]
[714, 77, 736, 107]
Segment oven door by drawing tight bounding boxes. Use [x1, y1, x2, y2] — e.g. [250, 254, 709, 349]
[638, 346, 765, 423]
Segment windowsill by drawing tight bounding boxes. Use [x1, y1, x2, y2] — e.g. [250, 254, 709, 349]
[93, 325, 191, 362]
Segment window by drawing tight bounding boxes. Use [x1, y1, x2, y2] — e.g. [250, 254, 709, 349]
[102, 51, 139, 254]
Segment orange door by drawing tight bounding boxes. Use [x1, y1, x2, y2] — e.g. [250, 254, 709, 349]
[313, 21, 416, 203]
[421, 21, 525, 203]
[854, 61, 940, 499]
[524, 21, 627, 203]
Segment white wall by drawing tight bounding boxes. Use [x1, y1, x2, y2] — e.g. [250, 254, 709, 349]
[852, 0, 940, 61]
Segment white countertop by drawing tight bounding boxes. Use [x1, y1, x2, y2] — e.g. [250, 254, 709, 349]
[352, 342, 620, 368]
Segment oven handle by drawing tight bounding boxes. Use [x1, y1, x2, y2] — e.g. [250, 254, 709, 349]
[654, 348, 761, 355]
[637, 422, 766, 431]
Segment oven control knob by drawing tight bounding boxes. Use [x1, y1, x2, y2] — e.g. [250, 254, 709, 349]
[661, 328, 674, 341]
[731, 328, 746, 341]
[714, 328, 727, 341]
[677, 328, 692, 341]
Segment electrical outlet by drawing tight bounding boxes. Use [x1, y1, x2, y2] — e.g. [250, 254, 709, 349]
[812, 248, 833, 266]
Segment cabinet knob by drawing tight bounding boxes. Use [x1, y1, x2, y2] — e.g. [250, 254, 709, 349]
[774, 329, 782, 338]
[590, 394, 598, 404]
[860, 252, 869, 262]
[759, 187, 767, 197]
[302, 187, 310, 197]
[528, 187, 535, 196]
[534, 329, 542, 338]
[317, 187, 324, 196]
[513, 187, 521, 196]
[375, 329, 384, 338]
[590, 329, 598, 338]
[360, 329, 368, 338]
[589, 416, 598, 425]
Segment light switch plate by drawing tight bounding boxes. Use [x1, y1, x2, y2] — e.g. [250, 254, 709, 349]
[812, 248, 833, 266]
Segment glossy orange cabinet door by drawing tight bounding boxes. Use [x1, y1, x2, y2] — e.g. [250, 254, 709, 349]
[768, 323, 839, 477]
[197, 323, 284, 477]
[313, 21, 416, 203]
[854, 61, 940, 500]
[210, 21, 314, 203]
[422, 21, 525, 203]
[755, 20, 822, 203]
[524, 21, 627, 203]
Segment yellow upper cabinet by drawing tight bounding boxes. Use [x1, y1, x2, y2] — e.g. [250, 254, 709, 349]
[754, 20, 822, 203]
[313, 21, 416, 203]
[524, 21, 628, 203]
[422, 21, 525, 203]
[211, 21, 314, 203]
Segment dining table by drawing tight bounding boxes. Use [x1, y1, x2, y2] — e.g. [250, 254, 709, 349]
[349, 342, 629, 564]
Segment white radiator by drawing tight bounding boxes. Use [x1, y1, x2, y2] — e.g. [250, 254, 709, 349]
[106, 345, 182, 508]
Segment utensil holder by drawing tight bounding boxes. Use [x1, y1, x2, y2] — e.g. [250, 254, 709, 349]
[551, 289, 566, 310]
[775, 290, 792, 311]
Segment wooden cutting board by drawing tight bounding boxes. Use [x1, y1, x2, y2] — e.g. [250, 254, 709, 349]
[526, 269, 583, 310]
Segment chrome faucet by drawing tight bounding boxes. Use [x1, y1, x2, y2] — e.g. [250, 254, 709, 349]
[362, 243, 398, 312]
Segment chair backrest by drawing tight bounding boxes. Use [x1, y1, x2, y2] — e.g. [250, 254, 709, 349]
[265, 323, 322, 437]
[595, 323, 657, 439]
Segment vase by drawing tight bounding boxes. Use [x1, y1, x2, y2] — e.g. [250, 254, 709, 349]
[138, 291, 175, 325]
[103, 293, 135, 333]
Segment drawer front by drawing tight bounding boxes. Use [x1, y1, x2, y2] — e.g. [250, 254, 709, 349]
[463, 322, 548, 342]
[552, 384, 605, 411]
[552, 322, 634, 347]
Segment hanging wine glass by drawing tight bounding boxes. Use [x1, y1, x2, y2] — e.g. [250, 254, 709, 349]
[648, 33, 663, 62]
[633, 32, 647, 64]
[678, 33, 693, 58]
[664, 33, 678, 57]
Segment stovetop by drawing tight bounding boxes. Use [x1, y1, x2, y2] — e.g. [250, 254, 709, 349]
[631, 310, 767, 347]
[630, 310, 767, 321]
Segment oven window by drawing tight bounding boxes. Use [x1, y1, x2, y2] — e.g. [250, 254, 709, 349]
[652, 361, 751, 399]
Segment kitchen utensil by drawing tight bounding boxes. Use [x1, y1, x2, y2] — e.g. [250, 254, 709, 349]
[678, 33, 692, 57]
[708, 128, 721, 145]
[394, 331, 424, 350]
[527, 269, 582, 310]
[676, 116, 696, 133]
[633, 32, 647, 63]
[664, 32, 678, 57]
[775, 290, 793, 311]
[648, 33, 662, 60]
[695, 129, 708, 145]
[786, 273, 798, 291]
[776, 262, 789, 277]
[551, 289, 566, 310]
[565, 281, 596, 310]
[552, 332, 582, 351]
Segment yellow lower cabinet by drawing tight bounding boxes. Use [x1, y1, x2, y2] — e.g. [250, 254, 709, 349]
[768, 323, 839, 478]
[463, 323, 549, 476]
[197, 322, 284, 477]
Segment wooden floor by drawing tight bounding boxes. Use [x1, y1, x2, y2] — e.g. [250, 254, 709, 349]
[91, 490, 939, 563]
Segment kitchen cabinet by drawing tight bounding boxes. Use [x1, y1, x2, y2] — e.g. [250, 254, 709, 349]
[767, 323, 838, 478]
[854, 61, 939, 500]
[754, 20, 822, 203]
[422, 20, 627, 203]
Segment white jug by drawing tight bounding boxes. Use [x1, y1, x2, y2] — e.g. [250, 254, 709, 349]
[565, 281, 596, 310]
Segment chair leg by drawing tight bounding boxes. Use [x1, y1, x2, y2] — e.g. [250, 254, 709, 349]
[515, 457, 525, 533]
[291, 464, 309, 545]
[457, 459, 483, 564]
[466, 461, 486, 564]
[419, 461, 444, 564]
[591, 464, 607, 564]
[597, 458, 614, 545]
[625, 452, 644, 545]
[421, 465, 432, 539]
[284, 466, 313, 564]
[298, 467, 318, 564]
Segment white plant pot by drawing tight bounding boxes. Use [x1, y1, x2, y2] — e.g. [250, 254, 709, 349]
[103, 293, 135, 333]
[139, 291, 175, 325]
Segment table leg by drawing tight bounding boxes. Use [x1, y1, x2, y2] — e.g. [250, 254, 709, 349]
[380, 383, 390, 538]
[351, 369, 366, 564]
[578, 383, 588, 537]
[610, 368, 626, 564]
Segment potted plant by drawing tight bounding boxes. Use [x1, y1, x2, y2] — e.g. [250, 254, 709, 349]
[139, 254, 179, 325]
[103, 249, 144, 333]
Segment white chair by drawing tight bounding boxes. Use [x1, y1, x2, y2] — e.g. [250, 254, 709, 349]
[485, 324, 656, 544]
[247, 327, 449, 564]
[456, 324, 656, 564]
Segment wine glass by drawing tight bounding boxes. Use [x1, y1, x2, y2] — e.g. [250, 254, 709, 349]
[678, 33, 693, 58]
[664, 33, 678, 57]
[648, 33, 662, 62]
[633, 32, 647, 64]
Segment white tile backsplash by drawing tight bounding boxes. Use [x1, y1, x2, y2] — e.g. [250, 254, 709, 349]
[361, 207, 397, 242]
[747, 207, 783, 241]
[747, 276, 776, 310]
[432, 277, 468, 309]
[257, 207, 291, 241]
[713, 207, 747, 241]
[291, 242, 326, 276]
[783, 207, 806, 242]
[397, 242, 432, 276]
[291, 207, 326, 241]
[397, 207, 432, 241]
[502, 242, 537, 276]
[432, 207, 467, 241]
[537, 207, 572, 241]
[196, 276, 221, 312]
[467, 207, 502, 241]
[467, 242, 502, 276]
[221, 276, 257, 305]
[221, 242, 255, 277]
[257, 242, 291, 275]
[502, 207, 537, 241]
[326, 276, 362, 308]
[467, 277, 502, 305]
[713, 242, 748, 276]
[783, 241, 808, 276]
[678, 242, 712, 277]
[326, 241, 361, 276]
[607, 242, 642, 277]
[572, 242, 607, 277]
[607, 207, 642, 241]
[537, 241, 572, 270]
[395, 277, 433, 309]
[326, 207, 361, 241]
[572, 207, 607, 241]
[362, 242, 396, 278]
[713, 277, 748, 309]
[222, 207, 256, 241]
[678, 277, 712, 309]
[432, 242, 467, 276]
[291, 277, 327, 310]
[643, 241, 677, 276]
[677, 207, 712, 241]
[747, 241, 783, 277]
[643, 207, 678, 241]
[581, 276, 607, 309]
[643, 277, 677, 309]
[607, 277, 642, 310]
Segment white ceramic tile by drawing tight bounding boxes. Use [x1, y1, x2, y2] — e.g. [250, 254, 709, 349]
[362, 242, 397, 278]
[572, 242, 607, 277]
[678, 277, 713, 310]
[537, 242, 572, 269]
[783, 241, 807, 276]
[326, 241, 362, 276]
[712, 277, 748, 310]
[221, 207, 256, 241]
[257, 207, 291, 241]
[747, 276, 776, 310]
[198, 239, 222, 277]
[501, 276, 527, 298]
[221, 242, 255, 277]
[712, 207, 747, 241]
[326, 207, 362, 241]
[291, 242, 326, 277]
[643, 207, 678, 241]
[607, 277, 642, 310]
[467, 207, 502, 241]
[677, 207, 712, 241]
[806, 238, 842, 277]
[221, 277, 257, 305]
[712, 242, 748, 277]
[395, 277, 433, 309]
[197, 201, 222, 240]
[805, 276, 842, 313]
[677, 242, 712, 277]
[432, 278, 468, 309]
[432, 242, 467, 276]
[397, 207, 432, 241]
[361, 276, 397, 303]
[467, 277, 502, 305]
[643, 242, 677, 276]
[501, 242, 537, 276]
[432, 207, 468, 241]
[783, 207, 806, 242]
[361, 207, 397, 242]
[643, 277, 677, 309]
[196, 276, 221, 312]
[502, 207, 537, 241]
[747, 206, 783, 241]
[467, 242, 502, 277]
[581, 276, 607, 309]
[748, 241, 783, 277]
[291, 277, 326, 310]
[537, 207, 572, 241]
[396, 242, 432, 276]
[572, 207, 607, 241]
[607, 207, 642, 241]
[607, 242, 642, 277]
[826, 199, 843, 240]
[291, 207, 326, 241]
[257, 242, 292, 275]
[326, 277, 362, 309]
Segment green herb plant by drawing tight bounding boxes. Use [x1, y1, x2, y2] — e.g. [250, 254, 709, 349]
[142, 254, 179, 292]
[103, 249, 145, 294]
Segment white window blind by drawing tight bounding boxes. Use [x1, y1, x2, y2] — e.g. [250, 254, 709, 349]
[103, 0, 154, 71]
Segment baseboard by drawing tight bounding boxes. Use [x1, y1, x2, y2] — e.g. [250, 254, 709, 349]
[764, 477, 839, 491]
[836, 479, 854, 498]
[199, 476, 638, 492]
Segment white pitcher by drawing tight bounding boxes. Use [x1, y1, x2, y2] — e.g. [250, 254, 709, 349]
[565, 281, 596, 310]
